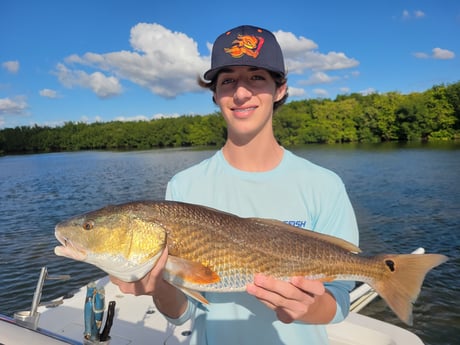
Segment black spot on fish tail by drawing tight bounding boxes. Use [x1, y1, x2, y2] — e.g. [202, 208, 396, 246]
[385, 259, 395, 272]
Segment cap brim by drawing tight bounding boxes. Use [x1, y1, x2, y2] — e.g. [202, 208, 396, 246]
[203, 64, 285, 81]
[203, 68, 221, 81]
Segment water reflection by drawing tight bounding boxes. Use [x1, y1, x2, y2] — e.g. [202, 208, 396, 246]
[1, 143, 459, 345]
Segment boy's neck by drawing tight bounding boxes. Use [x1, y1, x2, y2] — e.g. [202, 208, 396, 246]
[222, 137, 284, 172]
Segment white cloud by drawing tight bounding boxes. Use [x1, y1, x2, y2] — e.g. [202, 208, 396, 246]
[56, 63, 122, 98]
[301, 71, 339, 86]
[274, 30, 359, 74]
[313, 88, 328, 98]
[0, 96, 28, 115]
[413, 48, 455, 60]
[0, 96, 28, 127]
[274, 31, 317, 55]
[115, 115, 150, 122]
[287, 86, 306, 98]
[402, 10, 425, 20]
[79, 115, 104, 123]
[350, 71, 360, 77]
[59, 23, 209, 98]
[152, 113, 180, 119]
[57, 24, 359, 99]
[2, 60, 20, 74]
[39, 88, 59, 98]
[413, 52, 429, 59]
[414, 10, 425, 18]
[359, 88, 377, 96]
[432, 47, 455, 60]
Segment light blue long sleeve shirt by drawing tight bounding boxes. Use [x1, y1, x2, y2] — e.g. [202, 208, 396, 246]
[165, 149, 359, 345]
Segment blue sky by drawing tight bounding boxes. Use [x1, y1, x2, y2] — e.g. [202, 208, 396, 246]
[1, 0, 459, 129]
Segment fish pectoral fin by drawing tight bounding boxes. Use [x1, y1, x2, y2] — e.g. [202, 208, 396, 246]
[171, 284, 210, 305]
[165, 256, 220, 285]
[163, 256, 217, 305]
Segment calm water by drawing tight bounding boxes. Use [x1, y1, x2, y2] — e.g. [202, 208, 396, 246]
[0, 143, 459, 345]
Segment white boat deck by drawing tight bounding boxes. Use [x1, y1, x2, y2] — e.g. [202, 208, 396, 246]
[32, 276, 423, 345]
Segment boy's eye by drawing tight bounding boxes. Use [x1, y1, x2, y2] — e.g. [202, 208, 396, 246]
[221, 78, 234, 85]
[220, 75, 265, 85]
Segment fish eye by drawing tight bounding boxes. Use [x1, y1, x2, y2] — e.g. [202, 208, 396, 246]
[83, 220, 94, 231]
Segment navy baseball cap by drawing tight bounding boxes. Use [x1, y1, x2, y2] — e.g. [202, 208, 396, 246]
[204, 25, 285, 81]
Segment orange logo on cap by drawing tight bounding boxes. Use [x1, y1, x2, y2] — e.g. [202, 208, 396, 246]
[224, 34, 265, 59]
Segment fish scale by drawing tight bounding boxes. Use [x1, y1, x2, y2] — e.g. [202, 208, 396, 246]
[161, 206, 356, 283]
[54, 200, 448, 325]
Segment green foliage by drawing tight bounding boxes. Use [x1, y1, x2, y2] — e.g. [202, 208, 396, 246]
[1, 82, 459, 154]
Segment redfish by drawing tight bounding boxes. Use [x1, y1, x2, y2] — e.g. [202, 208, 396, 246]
[54, 201, 448, 325]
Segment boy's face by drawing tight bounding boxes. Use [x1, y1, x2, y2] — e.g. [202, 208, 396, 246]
[214, 66, 287, 141]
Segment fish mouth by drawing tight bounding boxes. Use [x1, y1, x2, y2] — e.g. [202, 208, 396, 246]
[54, 230, 87, 261]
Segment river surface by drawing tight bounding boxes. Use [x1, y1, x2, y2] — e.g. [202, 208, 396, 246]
[0, 142, 459, 345]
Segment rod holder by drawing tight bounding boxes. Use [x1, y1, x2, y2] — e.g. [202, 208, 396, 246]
[13, 266, 71, 330]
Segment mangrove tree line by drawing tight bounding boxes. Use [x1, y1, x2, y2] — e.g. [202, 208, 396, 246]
[1, 81, 459, 154]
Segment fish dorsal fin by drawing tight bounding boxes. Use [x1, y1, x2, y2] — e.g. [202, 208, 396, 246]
[250, 218, 361, 253]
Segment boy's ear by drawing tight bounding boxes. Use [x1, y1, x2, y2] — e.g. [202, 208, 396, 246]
[275, 83, 288, 102]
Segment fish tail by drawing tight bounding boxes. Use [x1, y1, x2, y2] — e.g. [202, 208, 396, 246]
[371, 253, 448, 325]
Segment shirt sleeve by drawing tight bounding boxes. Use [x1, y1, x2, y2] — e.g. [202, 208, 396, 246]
[325, 281, 354, 323]
[162, 297, 197, 326]
[165, 180, 174, 200]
